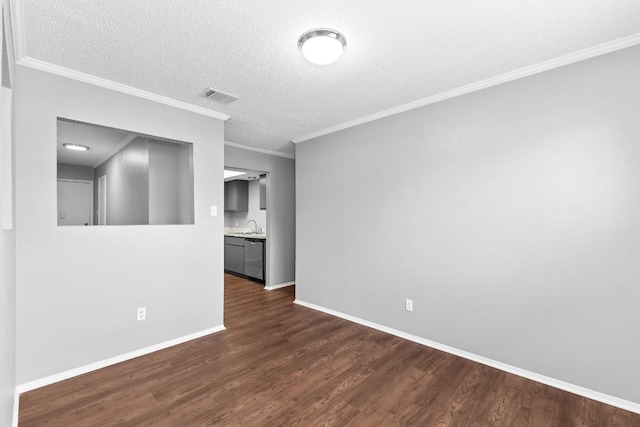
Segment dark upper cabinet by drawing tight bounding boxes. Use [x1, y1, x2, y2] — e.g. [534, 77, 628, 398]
[259, 174, 267, 210]
[225, 180, 248, 212]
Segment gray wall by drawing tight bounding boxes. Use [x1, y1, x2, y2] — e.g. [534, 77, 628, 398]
[94, 137, 149, 225]
[57, 163, 94, 181]
[93, 137, 194, 226]
[0, 83, 15, 427]
[0, 229, 15, 426]
[225, 178, 266, 231]
[14, 65, 225, 384]
[149, 140, 193, 225]
[0, 15, 15, 424]
[296, 45, 640, 404]
[225, 146, 295, 287]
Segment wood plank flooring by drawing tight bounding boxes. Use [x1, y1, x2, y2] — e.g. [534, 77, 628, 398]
[19, 273, 640, 426]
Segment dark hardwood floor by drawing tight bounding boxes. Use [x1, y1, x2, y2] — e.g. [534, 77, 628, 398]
[19, 273, 640, 426]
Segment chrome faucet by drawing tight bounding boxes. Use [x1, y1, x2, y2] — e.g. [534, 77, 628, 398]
[247, 219, 258, 234]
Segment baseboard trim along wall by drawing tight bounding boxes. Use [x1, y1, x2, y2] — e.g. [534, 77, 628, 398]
[294, 299, 640, 415]
[265, 281, 295, 291]
[15, 325, 226, 394]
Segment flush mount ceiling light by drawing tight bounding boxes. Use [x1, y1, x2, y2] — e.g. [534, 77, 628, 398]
[224, 170, 246, 179]
[298, 28, 346, 65]
[62, 143, 90, 151]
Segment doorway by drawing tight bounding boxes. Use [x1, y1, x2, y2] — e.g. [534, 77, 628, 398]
[223, 167, 268, 285]
[57, 179, 93, 226]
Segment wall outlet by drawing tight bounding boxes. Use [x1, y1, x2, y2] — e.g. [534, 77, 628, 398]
[137, 307, 146, 321]
[405, 299, 413, 312]
[210, 206, 217, 216]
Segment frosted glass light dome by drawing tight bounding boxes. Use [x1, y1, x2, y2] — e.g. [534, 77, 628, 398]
[298, 29, 346, 65]
[63, 143, 90, 151]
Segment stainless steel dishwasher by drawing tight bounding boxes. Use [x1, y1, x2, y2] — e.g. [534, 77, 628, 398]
[244, 238, 264, 281]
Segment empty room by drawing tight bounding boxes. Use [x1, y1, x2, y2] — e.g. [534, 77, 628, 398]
[1, 1, 640, 426]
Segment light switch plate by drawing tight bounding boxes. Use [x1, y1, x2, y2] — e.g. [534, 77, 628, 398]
[405, 299, 413, 312]
[210, 206, 217, 216]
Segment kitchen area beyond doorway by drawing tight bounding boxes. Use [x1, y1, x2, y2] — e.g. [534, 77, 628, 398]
[224, 167, 268, 283]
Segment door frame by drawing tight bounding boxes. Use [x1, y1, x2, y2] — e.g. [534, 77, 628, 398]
[57, 178, 94, 226]
[97, 175, 107, 225]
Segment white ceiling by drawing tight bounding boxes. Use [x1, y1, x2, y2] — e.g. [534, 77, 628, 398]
[22, 1, 640, 157]
[57, 119, 134, 167]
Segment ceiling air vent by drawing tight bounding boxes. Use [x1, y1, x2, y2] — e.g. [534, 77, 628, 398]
[199, 87, 239, 105]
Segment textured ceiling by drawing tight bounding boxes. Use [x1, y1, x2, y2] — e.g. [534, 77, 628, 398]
[24, 1, 640, 156]
[57, 119, 133, 167]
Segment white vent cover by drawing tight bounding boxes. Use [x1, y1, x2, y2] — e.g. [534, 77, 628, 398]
[199, 88, 239, 105]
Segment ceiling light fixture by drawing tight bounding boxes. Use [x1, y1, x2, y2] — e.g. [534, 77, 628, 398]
[62, 143, 90, 151]
[224, 170, 246, 179]
[298, 28, 346, 65]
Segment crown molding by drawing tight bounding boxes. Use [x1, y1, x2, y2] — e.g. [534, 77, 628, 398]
[292, 32, 640, 144]
[17, 57, 230, 121]
[9, 0, 229, 121]
[92, 133, 138, 168]
[225, 140, 295, 159]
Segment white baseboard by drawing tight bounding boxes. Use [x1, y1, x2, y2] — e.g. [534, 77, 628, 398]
[12, 388, 19, 427]
[16, 325, 226, 394]
[294, 299, 640, 415]
[265, 281, 295, 291]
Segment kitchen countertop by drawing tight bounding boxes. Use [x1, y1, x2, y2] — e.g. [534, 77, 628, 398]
[225, 233, 267, 240]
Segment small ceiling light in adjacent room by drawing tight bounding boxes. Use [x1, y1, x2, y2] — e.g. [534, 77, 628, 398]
[298, 28, 346, 65]
[62, 143, 90, 151]
[224, 170, 246, 179]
